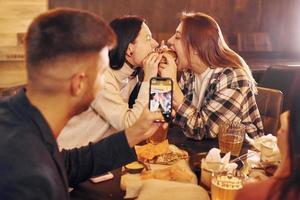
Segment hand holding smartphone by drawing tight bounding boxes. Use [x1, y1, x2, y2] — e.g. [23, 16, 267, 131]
[149, 77, 173, 122]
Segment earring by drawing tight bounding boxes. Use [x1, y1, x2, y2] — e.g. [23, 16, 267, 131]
[193, 51, 198, 55]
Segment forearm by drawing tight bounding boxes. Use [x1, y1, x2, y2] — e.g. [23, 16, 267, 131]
[174, 99, 207, 140]
[173, 82, 185, 110]
[62, 131, 136, 187]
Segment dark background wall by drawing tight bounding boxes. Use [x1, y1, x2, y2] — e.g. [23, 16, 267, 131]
[49, 0, 300, 53]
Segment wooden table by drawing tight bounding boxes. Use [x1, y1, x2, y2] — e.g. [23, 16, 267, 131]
[70, 125, 249, 200]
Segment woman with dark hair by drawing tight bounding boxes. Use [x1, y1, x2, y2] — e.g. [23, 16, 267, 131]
[58, 16, 160, 149]
[235, 77, 300, 200]
[160, 12, 264, 140]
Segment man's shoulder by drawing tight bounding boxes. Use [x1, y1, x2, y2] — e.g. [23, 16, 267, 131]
[0, 96, 24, 120]
[0, 101, 47, 159]
[0, 97, 11, 114]
[0, 120, 46, 157]
[0, 98, 29, 138]
[0, 106, 65, 199]
[0, 136, 64, 199]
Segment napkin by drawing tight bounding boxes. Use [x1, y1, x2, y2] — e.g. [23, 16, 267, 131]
[246, 150, 261, 164]
[136, 179, 210, 200]
[200, 148, 237, 188]
[246, 134, 276, 151]
[202, 148, 237, 171]
[246, 134, 281, 162]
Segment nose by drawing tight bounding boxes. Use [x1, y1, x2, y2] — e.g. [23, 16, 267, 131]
[151, 38, 159, 48]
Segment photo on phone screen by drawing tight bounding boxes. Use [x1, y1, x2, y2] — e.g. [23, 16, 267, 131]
[149, 77, 173, 121]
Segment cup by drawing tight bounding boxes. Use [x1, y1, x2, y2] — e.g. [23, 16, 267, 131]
[218, 122, 245, 156]
[200, 160, 223, 189]
[211, 170, 244, 200]
[147, 124, 168, 144]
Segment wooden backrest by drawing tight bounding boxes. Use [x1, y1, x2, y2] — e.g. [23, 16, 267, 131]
[256, 86, 283, 135]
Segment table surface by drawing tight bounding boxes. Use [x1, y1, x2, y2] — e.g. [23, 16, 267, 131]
[70, 125, 249, 200]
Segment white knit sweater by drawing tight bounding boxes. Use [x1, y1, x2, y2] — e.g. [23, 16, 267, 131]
[57, 63, 149, 149]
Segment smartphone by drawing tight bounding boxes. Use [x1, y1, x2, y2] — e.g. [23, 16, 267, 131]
[149, 77, 173, 122]
[90, 172, 114, 183]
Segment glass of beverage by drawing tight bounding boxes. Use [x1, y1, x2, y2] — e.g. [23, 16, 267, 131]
[218, 122, 245, 156]
[200, 161, 223, 189]
[147, 124, 168, 144]
[211, 170, 244, 200]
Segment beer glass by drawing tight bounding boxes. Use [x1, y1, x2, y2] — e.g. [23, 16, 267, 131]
[211, 170, 244, 200]
[218, 122, 245, 156]
[148, 124, 168, 144]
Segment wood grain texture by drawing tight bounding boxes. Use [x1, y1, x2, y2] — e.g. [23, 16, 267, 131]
[0, 0, 47, 46]
[0, 0, 47, 88]
[49, 0, 300, 52]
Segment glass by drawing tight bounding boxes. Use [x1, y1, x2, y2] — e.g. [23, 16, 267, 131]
[200, 161, 223, 189]
[147, 124, 168, 144]
[211, 170, 244, 200]
[218, 122, 245, 156]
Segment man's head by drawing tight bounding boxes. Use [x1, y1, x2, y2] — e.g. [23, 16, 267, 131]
[25, 8, 115, 115]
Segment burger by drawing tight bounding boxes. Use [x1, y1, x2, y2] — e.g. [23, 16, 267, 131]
[135, 140, 189, 165]
[155, 45, 177, 64]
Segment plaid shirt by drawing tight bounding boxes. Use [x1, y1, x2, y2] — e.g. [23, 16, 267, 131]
[174, 67, 264, 140]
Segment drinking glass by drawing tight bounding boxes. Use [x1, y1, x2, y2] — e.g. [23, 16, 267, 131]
[211, 170, 244, 200]
[147, 124, 168, 144]
[218, 122, 245, 156]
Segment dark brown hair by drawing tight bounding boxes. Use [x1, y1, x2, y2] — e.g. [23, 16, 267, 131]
[25, 8, 115, 77]
[109, 16, 145, 70]
[276, 75, 300, 200]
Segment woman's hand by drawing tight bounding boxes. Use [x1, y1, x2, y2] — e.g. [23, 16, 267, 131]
[159, 53, 184, 109]
[158, 53, 177, 82]
[143, 52, 162, 81]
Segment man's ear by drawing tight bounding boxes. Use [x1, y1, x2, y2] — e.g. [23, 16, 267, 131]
[126, 43, 135, 57]
[70, 72, 87, 96]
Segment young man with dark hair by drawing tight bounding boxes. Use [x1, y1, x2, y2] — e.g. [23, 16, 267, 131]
[0, 8, 164, 199]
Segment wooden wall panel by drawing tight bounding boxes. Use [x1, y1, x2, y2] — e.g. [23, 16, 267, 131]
[49, 0, 300, 53]
[0, 0, 47, 88]
[0, 0, 48, 46]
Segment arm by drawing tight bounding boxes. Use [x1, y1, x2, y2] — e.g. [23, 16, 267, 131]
[175, 68, 251, 140]
[93, 52, 161, 131]
[62, 131, 137, 187]
[62, 107, 165, 187]
[158, 53, 185, 109]
[0, 130, 64, 200]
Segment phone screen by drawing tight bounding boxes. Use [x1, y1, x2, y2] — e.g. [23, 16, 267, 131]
[149, 78, 173, 121]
